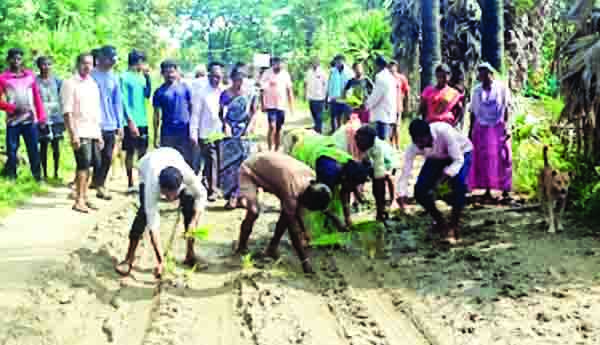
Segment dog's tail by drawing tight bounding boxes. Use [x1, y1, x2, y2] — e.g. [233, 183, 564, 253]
[543, 145, 550, 168]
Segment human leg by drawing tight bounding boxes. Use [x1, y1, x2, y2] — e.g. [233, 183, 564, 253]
[3, 125, 20, 179]
[22, 123, 42, 181]
[116, 184, 146, 276]
[73, 140, 93, 213]
[449, 152, 472, 231]
[309, 100, 324, 133]
[274, 110, 285, 151]
[95, 130, 116, 199]
[51, 139, 61, 179]
[414, 158, 448, 226]
[40, 140, 49, 180]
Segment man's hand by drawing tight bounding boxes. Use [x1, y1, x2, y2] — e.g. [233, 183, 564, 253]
[71, 136, 81, 150]
[129, 124, 140, 138]
[97, 137, 105, 151]
[191, 137, 198, 147]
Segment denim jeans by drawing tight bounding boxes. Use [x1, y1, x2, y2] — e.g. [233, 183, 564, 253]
[414, 152, 472, 215]
[3, 123, 41, 181]
[329, 101, 351, 133]
[309, 100, 325, 133]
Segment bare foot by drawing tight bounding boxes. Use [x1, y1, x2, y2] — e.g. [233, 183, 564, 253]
[115, 261, 132, 276]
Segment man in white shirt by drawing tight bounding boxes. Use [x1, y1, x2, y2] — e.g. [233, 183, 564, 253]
[190, 62, 223, 202]
[304, 57, 328, 133]
[397, 119, 473, 244]
[366, 56, 397, 142]
[61, 52, 104, 214]
[115, 147, 207, 278]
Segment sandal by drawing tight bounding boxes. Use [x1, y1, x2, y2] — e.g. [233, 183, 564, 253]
[72, 204, 90, 214]
[115, 261, 132, 276]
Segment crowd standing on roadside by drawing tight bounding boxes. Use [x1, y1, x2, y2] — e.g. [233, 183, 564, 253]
[0, 46, 514, 275]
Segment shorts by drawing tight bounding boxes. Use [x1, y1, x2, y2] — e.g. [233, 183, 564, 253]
[239, 164, 259, 209]
[39, 123, 65, 142]
[374, 121, 392, 141]
[129, 183, 197, 240]
[74, 138, 100, 171]
[266, 109, 285, 129]
[123, 126, 149, 154]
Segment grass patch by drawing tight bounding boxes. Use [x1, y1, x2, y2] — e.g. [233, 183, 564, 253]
[0, 126, 76, 216]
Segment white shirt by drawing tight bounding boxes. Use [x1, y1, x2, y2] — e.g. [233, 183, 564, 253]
[138, 147, 207, 233]
[305, 67, 327, 101]
[60, 74, 102, 139]
[396, 122, 473, 197]
[190, 83, 223, 139]
[366, 68, 397, 124]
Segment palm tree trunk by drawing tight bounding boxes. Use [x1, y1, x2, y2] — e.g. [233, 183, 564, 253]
[481, 0, 504, 72]
[420, 0, 442, 91]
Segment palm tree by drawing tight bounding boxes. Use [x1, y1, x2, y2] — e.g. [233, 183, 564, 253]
[480, 0, 504, 71]
[420, 0, 442, 91]
[391, 0, 421, 109]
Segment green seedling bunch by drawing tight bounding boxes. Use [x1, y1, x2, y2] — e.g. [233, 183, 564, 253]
[184, 226, 211, 241]
[241, 253, 254, 269]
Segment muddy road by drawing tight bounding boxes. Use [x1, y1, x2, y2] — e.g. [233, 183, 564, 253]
[3, 186, 600, 345]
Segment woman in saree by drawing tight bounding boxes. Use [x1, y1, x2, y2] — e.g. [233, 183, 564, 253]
[468, 63, 513, 204]
[420, 64, 464, 126]
[219, 70, 258, 209]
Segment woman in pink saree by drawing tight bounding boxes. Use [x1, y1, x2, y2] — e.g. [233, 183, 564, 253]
[468, 63, 513, 204]
[420, 64, 464, 126]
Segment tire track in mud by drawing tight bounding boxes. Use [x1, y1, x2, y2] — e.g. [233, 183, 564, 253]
[329, 253, 433, 345]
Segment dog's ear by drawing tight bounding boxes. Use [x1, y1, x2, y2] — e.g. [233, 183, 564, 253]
[552, 170, 558, 176]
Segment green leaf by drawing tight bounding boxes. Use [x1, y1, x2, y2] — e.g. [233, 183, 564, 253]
[186, 226, 211, 241]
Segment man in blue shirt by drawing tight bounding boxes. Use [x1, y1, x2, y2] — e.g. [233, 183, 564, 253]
[327, 54, 353, 134]
[152, 60, 193, 166]
[91, 45, 124, 200]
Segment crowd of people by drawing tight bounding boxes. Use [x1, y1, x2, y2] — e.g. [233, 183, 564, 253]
[0, 46, 513, 276]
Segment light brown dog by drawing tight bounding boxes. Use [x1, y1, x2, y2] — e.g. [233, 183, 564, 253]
[538, 146, 571, 233]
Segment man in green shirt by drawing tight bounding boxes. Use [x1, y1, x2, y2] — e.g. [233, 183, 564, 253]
[121, 49, 151, 193]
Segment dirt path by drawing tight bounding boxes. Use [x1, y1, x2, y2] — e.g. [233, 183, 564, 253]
[2, 110, 600, 345]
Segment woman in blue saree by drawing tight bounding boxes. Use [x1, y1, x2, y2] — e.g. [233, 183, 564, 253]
[219, 70, 258, 209]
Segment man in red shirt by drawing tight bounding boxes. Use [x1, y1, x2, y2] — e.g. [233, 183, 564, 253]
[0, 48, 46, 181]
[388, 60, 410, 150]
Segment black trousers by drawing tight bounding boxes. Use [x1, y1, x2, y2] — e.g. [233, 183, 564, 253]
[93, 130, 116, 188]
[129, 183, 196, 240]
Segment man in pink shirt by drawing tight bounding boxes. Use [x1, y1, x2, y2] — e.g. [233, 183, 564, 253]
[260, 57, 295, 151]
[0, 48, 47, 181]
[396, 119, 472, 244]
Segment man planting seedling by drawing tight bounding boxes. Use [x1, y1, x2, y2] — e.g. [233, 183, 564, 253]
[115, 147, 207, 278]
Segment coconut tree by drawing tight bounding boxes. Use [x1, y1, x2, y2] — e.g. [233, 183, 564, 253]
[480, 0, 504, 71]
[391, 0, 421, 109]
[420, 0, 442, 91]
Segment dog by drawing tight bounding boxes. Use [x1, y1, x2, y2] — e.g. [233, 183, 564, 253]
[538, 146, 571, 233]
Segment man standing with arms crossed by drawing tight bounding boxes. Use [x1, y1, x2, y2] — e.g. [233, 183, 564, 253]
[121, 49, 151, 193]
[92, 45, 124, 200]
[62, 52, 104, 213]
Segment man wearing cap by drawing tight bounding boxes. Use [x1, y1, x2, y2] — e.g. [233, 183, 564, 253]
[115, 147, 208, 278]
[327, 54, 353, 133]
[468, 62, 513, 204]
[420, 64, 464, 126]
[91, 45, 124, 200]
[120, 49, 151, 193]
[366, 56, 397, 142]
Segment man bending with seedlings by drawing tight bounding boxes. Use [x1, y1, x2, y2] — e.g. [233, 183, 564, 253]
[233, 151, 332, 274]
[115, 147, 207, 278]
